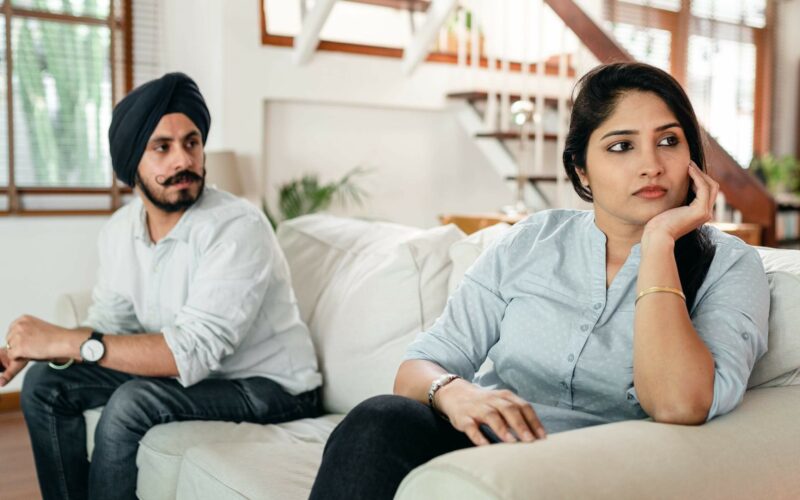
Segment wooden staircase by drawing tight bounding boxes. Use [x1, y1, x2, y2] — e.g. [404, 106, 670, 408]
[445, 0, 776, 245]
[542, 0, 777, 245]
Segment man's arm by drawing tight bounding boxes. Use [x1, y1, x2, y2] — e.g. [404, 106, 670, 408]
[5, 315, 178, 377]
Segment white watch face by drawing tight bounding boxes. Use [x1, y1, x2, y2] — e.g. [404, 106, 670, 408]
[80, 339, 104, 362]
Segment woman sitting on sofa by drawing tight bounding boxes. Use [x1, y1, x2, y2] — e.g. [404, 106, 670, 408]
[309, 62, 770, 499]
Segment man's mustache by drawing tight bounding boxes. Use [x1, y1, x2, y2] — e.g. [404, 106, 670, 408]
[155, 170, 204, 187]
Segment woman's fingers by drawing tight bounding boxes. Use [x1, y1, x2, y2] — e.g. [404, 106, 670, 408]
[482, 407, 516, 442]
[450, 389, 546, 446]
[688, 162, 717, 222]
[462, 419, 490, 446]
[501, 392, 546, 440]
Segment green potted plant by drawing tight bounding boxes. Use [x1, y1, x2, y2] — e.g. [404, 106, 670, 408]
[749, 154, 800, 195]
[263, 167, 370, 229]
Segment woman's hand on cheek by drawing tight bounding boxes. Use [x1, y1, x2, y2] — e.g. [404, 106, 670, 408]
[642, 161, 719, 245]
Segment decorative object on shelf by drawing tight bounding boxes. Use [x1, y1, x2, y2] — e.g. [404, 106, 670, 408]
[262, 167, 370, 228]
[749, 154, 800, 195]
[502, 99, 535, 216]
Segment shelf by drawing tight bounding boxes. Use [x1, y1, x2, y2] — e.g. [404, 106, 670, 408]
[448, 91, 562, 109]
[477, 132, 558, 141]
[504, 175, 561, 183]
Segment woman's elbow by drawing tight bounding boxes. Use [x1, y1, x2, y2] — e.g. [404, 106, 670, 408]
[651, 398, 711, 425]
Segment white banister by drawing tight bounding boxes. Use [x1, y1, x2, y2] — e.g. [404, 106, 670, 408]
[402, 0, 458, 74]
[292, 0, 338, 65]
[499, 0, 511, 133]
[533, 0, 545, 176]
[556, 20, 569, 208]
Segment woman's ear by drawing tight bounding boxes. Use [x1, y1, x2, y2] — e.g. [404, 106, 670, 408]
[576, 167, 589, 188]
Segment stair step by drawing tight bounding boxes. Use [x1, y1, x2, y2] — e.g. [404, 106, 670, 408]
[477, 131, 559, 141]
[448, 92, 564, 108]
[505, 175, 564, 183]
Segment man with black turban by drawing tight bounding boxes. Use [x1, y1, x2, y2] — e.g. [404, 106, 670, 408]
[2, 73, 323, 500]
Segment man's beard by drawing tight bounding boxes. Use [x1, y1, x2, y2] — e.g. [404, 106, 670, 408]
[135, 168, 206, 213]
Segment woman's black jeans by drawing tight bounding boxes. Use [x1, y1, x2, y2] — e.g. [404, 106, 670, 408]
[309, 394, 475, 500]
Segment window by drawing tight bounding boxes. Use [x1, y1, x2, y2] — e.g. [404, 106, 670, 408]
[604, 0, 772, 166]
[0, 0, 157, 216]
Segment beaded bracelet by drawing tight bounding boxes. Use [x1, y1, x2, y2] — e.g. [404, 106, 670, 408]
[48, 358, 75, 370]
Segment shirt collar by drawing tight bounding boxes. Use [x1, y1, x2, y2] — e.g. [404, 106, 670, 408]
[132, 190, 206, 245]
[587, 212, 642, 259]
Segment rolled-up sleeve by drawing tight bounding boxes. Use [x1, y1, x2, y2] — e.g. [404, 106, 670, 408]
[404, 233, 511, 380]
[691, 243, 770, 421]
[162, 215, 273, 387]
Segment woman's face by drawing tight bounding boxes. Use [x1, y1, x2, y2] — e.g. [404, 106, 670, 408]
[579, 90, 692, 233]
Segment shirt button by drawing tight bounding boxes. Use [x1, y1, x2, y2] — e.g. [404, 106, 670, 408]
[593, 303, 602, 310]
[742, 333, 749, 340]
[561, 381, 568, 389]
[580, 324, 589, 332]
[627, 393, 635, 400]
[567, 354, 575, 362]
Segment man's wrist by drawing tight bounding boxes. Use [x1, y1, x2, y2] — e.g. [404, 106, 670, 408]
[54, 329, 89, 361]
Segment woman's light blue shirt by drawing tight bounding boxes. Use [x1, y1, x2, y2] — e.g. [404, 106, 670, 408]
[404, 210, 769, 432]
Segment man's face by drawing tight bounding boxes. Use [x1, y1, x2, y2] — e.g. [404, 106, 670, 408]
[135, 113, 205, 213]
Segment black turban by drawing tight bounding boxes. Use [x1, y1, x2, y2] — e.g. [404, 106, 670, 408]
[109, 72, 211, 187]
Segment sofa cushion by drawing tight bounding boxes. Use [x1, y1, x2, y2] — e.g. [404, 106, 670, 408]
[277, 215, 464, 414]
[749, 248, 800, 388]
[176, 442, 324, 500]
[136, 415, 343, 500]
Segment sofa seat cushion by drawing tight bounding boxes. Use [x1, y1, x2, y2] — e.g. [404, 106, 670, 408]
[135, 414, 343, 500]
[176, 442, 324, 500]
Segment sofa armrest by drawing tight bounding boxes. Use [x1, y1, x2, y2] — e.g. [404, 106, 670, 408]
[396, 386, 800, 500]
[55, 290, 93, 328]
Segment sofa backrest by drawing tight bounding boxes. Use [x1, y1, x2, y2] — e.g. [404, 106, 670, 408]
[277, 214, 464, 414]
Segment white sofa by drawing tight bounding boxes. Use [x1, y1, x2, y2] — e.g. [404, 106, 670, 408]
[55, 214, 800, 499]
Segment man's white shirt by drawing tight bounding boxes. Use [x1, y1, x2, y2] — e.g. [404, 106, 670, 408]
[84, 186, 322, 394]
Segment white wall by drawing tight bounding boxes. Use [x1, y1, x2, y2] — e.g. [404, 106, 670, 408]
[157, 0, 570, 218]
[0, 217, 105, 392]
[264, 100, 510, 227]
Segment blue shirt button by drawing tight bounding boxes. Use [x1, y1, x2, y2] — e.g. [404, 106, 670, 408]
[568, 354, 575, 362]
[627, 393, 634, 400]
[742, 333, 749, 340]
[561, 381, 568, 389]
[580, 324, 589, 332]
[593, 303, 602, 310]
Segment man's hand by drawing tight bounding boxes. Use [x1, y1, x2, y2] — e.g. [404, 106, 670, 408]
[5, 315, 84, 362]
[435, 379, 547, 446]
[0, 347, 28, 387]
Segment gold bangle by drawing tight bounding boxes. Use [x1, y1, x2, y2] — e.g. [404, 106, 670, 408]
[635, 286, 686, 306]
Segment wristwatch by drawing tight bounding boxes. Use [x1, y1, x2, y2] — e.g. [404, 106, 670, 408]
[427, 373, 461, 415]
[79, 331, 106, 364]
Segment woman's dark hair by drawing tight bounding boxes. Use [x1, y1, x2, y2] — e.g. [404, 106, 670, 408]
[562, 62, 715, 309]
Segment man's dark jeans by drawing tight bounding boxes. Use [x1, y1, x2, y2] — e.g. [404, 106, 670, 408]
[309, 394, 475, 500]
[20, 362, 321, 500]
